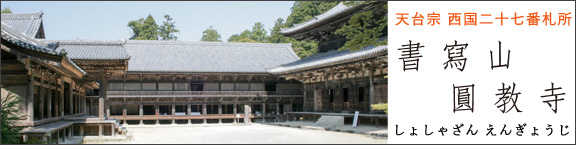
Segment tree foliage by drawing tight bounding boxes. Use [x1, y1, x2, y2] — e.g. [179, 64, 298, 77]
[1, 7, 12, 13]
[201, 26, 223, 42]
[285, 1, 340, 27]
[335, 1, 388, 51]
[228, 30, 253, 42]
[159, 15, 180, 40]
[268, 18, 290, 43]
[224, 1, 337, 58]
[227, 22, 268, 43]
[1, 91, 24, 144]
[251, 22, 268, 42]
[128, 14, 179, 40]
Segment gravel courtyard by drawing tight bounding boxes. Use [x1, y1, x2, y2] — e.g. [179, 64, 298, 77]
[91, 124, 387, 144]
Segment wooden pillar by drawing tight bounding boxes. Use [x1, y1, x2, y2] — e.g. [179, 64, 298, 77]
[98, 70, 107, 120]
[106, 103, 110, 118]
[368, 73, 374, 113]
[55, 130, 60, 144]
[233, 104, 237, 124]
[54, 80, 59, 118]
[202, 104, 207, 124]
[187, 104, 191, 125]
[303, 83, 306, 111]
[261, 103, 266, 123]
[111, 124, 115, 136]
[289, 103, 293, 113]
[276, 103, 280, 122]
[172, 104, 176, 125]
[46, 74, 52, 118]
[80, 125, 84, 136]
[98, 124, 103, 137]
[244, 104, 250, 125]
[155, 104, 159, 125]
[87, 98, 91, 116]
[123, 104, 127, 125]
[81, 95, 84, 114]
[26, 67, 35, 122]
[218, 104, 222, 124]
[69, 126, 73, 137]
[60, 79, 65, 117]
[139, 104, 143, 125]
[70, 81, 74, 116]
[39, 72, 45, 120]
[74, 89, 78, 114]
[62, 128, 67, 141]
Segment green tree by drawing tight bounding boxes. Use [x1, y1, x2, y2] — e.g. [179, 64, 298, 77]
[127, 18, 144, 40]
[285, 1, 340, 27]
[128, 14, 159, 40]
[335, 1, 388, 51]
[250, 22, 268, 42]
[228, 30, 252, 42]
[228, 22, 268, 43]
[1, 91, 24, 144]
[234, 38, 257, 43]
[201, 26, 222, 42]
[159, 14, 180, 41]
[268, 18, 290, 43]
[1, 7, 12, 13]
[139, 14, 160, 40]
[291, 39, 318, 58]
[128, 14, 179, 40]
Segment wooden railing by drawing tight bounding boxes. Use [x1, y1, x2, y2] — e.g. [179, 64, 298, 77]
[107, 91, 302, 97]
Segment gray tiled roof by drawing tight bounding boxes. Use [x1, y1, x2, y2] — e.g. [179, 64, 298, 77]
[125, 40, 300, 73]
[1, 22, 62, 56]
[280, 2, 357, 35]
[1, 12, 43, 38]
[267, 45, 387, 74]
[49, 39, 131, 60]
[1, 22, 86, 77]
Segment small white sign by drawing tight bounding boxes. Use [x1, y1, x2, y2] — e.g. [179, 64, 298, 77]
[352, 111, 359, 128]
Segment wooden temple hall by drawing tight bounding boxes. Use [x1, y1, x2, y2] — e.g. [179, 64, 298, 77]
[1, 2, 387, 143]
[269, 2, 388, 125]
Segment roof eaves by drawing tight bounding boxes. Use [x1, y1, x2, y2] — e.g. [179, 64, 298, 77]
[280, 2, 357, 35]
[1, 22, 63, 56]
[267, 45, 388, 74]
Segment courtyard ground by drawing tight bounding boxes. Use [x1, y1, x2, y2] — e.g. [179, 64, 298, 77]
[85, 123, 387, 144]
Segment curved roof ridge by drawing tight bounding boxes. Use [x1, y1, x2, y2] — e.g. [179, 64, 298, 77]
[51, 39, 126, 46]
[1, 22, 62, 55]
[126, 40, 292, 47]
[0, 12, 43, 20]
[280, 2, 356, 35]
[1, 12, 44, 38]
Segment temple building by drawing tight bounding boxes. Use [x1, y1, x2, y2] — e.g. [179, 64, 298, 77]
[1, 1, 387, 143]
[1, 13, 105, 143]
[269, 2, 388, 125]
[58, 40, 304, 125]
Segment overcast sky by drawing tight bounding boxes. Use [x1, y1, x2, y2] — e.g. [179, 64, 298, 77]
[1, 1, 294, 42]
